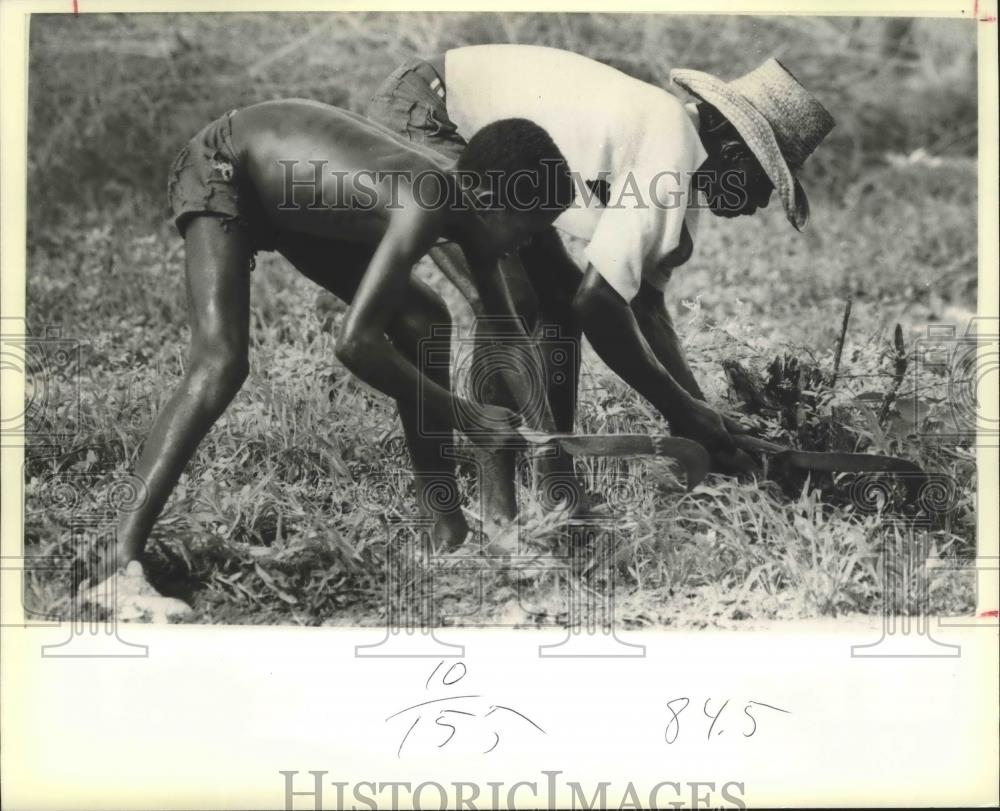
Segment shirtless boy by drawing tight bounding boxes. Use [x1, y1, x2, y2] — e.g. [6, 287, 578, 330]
[100, 99, 573, 604]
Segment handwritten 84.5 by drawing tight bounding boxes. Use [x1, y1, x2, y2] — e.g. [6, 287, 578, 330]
[664, 697, 791, 744]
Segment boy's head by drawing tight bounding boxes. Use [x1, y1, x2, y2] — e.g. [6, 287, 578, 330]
[456, 118, 574, 254]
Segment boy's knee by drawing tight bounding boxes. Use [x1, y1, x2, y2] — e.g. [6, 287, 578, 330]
[188, 348, 248, 407]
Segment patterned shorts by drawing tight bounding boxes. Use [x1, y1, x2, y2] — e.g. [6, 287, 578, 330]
[366, 58, 467, 162]
[166, 109, 277, 261]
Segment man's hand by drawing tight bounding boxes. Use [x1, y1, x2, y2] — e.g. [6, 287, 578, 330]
[672, 400, 758, 476]
[670, 398, 732, 450]
[721, 413, 750, 437]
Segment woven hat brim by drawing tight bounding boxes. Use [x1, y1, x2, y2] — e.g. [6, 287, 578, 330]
[670, 68, 809, 231]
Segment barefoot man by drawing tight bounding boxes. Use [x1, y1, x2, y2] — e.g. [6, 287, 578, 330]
[367, 46, 835, 537]
[89, 99, 574, 616]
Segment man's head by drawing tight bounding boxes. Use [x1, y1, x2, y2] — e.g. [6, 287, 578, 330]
[671, 58, 835, 230]
[694, 101, 776, 218]
[456, 118, 574, 255]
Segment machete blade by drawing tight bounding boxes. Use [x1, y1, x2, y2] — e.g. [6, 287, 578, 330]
[772, 450, 928, 502]
[734, 433, 928, 500]
[517, 429, 710, 489]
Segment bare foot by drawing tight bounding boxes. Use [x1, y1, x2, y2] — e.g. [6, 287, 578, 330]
[481, 517, 521, 556]
[79, 561, 192, 623]
[432, 511, 470, 550]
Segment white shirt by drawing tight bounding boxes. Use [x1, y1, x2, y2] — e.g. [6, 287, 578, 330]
[445, 44, 707, 302]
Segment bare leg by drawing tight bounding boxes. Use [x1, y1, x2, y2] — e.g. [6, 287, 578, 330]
[469, 312, 523, 538]
[276, 235, 467, 546]
[115, 217, 251, 568]
[466, 257, 543, 539]
[387, 281, 469, 547]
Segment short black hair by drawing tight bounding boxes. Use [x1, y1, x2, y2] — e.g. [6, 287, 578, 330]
[457, 118, 574, 213]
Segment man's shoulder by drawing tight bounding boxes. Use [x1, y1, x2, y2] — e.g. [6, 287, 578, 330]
[632, 87, 694, 131]
[628, 91, 706, 170]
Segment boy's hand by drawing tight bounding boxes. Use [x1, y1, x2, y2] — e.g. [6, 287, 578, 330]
[456, 400, 524, 447]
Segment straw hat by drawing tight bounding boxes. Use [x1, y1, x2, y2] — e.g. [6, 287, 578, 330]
[670, 58, 835, 231]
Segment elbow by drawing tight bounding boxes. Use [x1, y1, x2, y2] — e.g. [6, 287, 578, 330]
[573, 271, 633, 348]
[572, 280, 615, 329]
[335, 329, 377, 372]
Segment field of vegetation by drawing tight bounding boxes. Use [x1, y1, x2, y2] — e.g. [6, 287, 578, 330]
[22, 13, 979, 626]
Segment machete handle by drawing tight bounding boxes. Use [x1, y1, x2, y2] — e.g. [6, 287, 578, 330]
[514, 426, 555, 446]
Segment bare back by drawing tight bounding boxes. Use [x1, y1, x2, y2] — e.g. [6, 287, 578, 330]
[230, 99, 452, 244]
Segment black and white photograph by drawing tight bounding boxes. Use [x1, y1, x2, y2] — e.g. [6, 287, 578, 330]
[2, 3, 997, 809]
[18, 10, 985, 626]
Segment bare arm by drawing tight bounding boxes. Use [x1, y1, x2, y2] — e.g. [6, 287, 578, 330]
[461, 243, 559, 433]
[631, 279, 706, 400]
[429, 242, 484, 314]
[632, 279, 747, 437]
[336, 210, 456, 419]
[336, 205, 517, 440]
[572, 266, 737, 455]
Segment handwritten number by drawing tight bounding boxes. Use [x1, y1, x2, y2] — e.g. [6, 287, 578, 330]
[394, 664, 543, 758]
[434, 714, 457, 748]
[483, 732, 500, 754]
[425, 661, 443, 690]
[748, 700, 791, 715]
[703, 698, 729, 739]
[425, 660, 467, 690]
[397, 717, 420, 759]
[665, 697, 689, 744]
[743, 700, 790, 738]
[661, 697, 789, 746]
